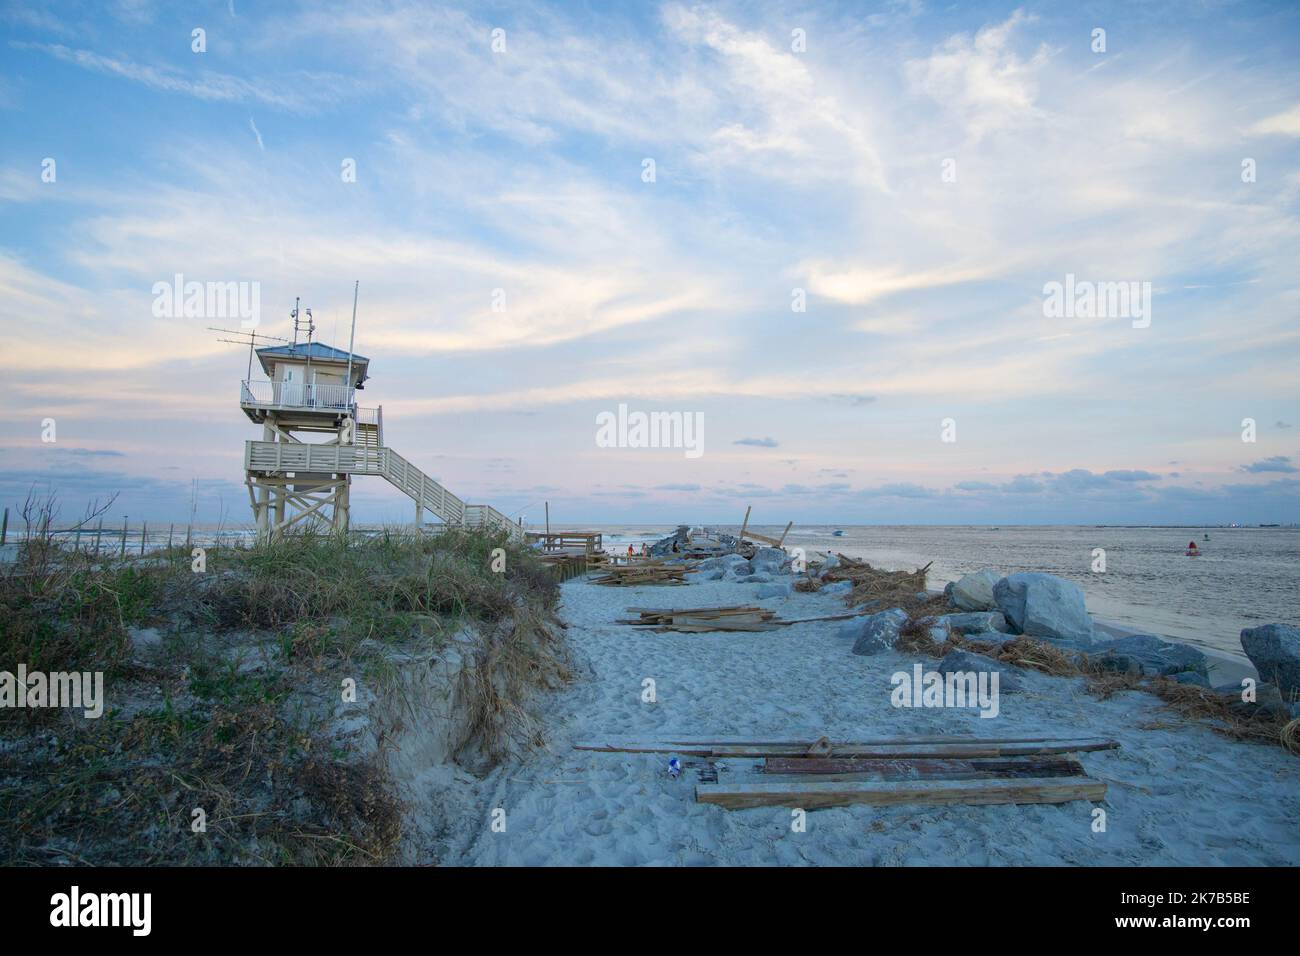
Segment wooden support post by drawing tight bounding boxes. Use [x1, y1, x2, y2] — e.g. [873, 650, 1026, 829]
[74, 525, 83, 552]
[94, 517, 103, 555]
[140, 521, 147, 555]
[776, 521, 793, 548]
[120, 517, 128, 557]
[738, 505, 751, 543]
[0, 506, 7, 546]
[185, 523, 192, 548]
[168, 524, 174, 549]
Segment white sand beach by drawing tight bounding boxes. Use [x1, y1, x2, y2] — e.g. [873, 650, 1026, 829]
[439, 574, 1300, 866]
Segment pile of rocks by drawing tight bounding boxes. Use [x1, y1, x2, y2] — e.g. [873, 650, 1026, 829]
[836, 566, 1300, 720]
[694, 547, 794, 599]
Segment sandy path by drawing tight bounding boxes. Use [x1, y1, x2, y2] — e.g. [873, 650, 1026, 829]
[444, 575, 1300, 866]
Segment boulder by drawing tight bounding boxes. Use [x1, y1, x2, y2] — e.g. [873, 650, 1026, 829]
[755, 582, 792, 600]
[739, 573, 772, 584]
[1239, 624, 1300, 700]
[936, 611, 1009, 635]
[820, 580, 853, 597]
[750, 548, 788, 575]
[1090, 634, 1209, 678]
[993, 573, 1094, 645]
[936, 649, 1023, 693]
[950, 570, 1000, 611]
[847, 608, 909, 656]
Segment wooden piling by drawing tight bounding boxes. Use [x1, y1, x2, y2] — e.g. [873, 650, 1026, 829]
[140, 522, 147, 555]
[120, 517, 128, 557]
[94, 517, 103, 555]
[0, 506, 7, 546]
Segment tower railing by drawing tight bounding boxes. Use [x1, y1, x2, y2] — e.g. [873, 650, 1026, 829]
[241, 379, 355, 412]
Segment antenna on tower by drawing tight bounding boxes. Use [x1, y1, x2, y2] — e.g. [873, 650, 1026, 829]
[209, 326, 290, 380]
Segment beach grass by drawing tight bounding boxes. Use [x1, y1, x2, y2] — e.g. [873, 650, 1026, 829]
[0, 523, 568, 865]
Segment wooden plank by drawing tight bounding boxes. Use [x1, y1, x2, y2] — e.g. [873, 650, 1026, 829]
[696, 775, 1106, 810]
[762, 755, 1085, 779]
[573, 736, 1119, 758]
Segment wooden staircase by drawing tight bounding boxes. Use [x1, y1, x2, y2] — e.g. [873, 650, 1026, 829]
[245, 431, 521, 539]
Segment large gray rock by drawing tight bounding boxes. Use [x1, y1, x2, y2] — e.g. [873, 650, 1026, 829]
[755, 582, 792, 599]
[936, 649, 1023, 693]
[750, 548, 788, 574]
[1240, 624, 1300, 700]
[1090, 634, 1209, 677]
[707, 553, 750, 575]
[820, 580, 853, 597]
[936, 611, 1009, 635]
[845, 608, 909, 656]
[950, 570, 1000, 611]
[993, 573, 1094, 645]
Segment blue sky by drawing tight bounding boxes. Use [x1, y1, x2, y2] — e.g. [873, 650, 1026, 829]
[2, 0, 1299, 527]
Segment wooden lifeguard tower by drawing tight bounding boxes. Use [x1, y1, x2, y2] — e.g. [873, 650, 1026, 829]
[238, 299, 521, 542]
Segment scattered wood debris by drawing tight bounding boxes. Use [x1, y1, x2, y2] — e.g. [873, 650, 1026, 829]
[620, 605, 780, 632]
[573, 734, 1116, 810]
[618, 606, 863, 633]
[591, 563, 688, 586]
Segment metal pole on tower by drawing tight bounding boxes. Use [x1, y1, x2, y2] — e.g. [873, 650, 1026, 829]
[345, 281, 359, 406]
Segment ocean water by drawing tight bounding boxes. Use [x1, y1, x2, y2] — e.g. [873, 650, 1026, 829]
[595, 524, 1300, 661]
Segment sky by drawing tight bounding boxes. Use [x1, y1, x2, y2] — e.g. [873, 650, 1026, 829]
[1, 0, 1298, 528]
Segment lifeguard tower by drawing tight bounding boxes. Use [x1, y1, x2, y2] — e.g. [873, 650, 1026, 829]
[239, 300, 521, 542]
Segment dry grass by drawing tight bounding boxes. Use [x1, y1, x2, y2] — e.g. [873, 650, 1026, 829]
[456, 604, 574, 765]
[0, 523, 569, 864]
[821, 555, 948, 617]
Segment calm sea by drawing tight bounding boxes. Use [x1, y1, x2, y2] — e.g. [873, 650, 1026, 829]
[595, 524, 1300, 662]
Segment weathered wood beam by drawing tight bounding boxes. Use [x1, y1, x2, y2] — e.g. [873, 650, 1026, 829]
[573, 736, 1120, 758]
[696, 775, 1106, 810]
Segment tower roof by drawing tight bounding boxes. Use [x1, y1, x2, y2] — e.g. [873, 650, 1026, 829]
[255, 341, 369, 382]
[256, 342, 368, 364]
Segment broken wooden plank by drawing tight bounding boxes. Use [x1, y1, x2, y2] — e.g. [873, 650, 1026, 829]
[573, 736, 1120, 758]
[696, 775, 1106, 810]
[762, 755, 1086, 779]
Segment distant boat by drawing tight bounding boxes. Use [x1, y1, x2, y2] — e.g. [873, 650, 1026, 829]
[831, 530, 845, 537]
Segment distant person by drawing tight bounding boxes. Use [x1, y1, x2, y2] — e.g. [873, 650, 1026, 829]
[627, 544, 635, 558]
[1188, 540, 1198, 550]
[672, 540, 680, 553]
